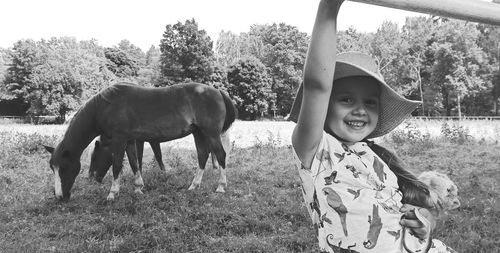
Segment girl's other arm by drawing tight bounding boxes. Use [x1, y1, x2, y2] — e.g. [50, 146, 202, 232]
[292, 0, 344, 168]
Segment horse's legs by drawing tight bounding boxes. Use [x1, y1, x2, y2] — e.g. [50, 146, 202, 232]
[126, 139, 144, 195]
[107, 137, 127, 201]
[207, 135, 227, 193]
[150, 141, 169, 171]
[136, 140, 145, 171]
[188, 130, 210, 191]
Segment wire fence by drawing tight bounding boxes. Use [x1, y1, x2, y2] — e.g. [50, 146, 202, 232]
[411, 116, 500, 121]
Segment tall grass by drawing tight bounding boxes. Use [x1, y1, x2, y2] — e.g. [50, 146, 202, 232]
[0, 119, 499, 252]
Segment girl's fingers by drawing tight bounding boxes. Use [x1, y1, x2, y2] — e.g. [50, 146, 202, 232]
[401, 219, 429, 239]
[400, 218, 422, 228]
[400, 203, 418, 213]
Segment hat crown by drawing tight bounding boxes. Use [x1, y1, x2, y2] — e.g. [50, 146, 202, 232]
[336, 52, 382, 79]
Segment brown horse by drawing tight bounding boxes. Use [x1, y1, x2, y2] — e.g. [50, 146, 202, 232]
[44, 82, 237, 201]
[88, 131, 232, 192]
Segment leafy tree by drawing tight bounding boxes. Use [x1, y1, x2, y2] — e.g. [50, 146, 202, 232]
[227, 57, 274, 119]
[370, 21, 412, 96]
[430, 21, 487, 116]
[491, 71, 500, 115]
[206, 63, 229, 93]
[104, 47, 140, 79]
[140, 45, 162, 86]
[337, 26, 372, 54]
[3, 39, 41, 107]
[0, 47, 9, 86]
[0, 47, 29, 115]
[159, 18, 215, 86]
[477, 20, 500, 115]
[117, 39, 146, 66]
[145, 45, 161, 66]
[4, 37, 114, 121]
[401, 16, 437, 115]
[247, 23, 308, 116]
[215, 31, 242, 68]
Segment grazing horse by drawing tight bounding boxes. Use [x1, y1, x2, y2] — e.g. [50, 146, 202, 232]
[44, 82, 237, 201]
[88, 131, 232, 191]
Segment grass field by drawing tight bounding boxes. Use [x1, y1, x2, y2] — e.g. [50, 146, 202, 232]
[0, 119, 499, 252]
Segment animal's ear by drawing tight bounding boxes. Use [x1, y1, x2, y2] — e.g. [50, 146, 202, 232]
[44, 145, 55, 154]
[426, 176, 441, 190]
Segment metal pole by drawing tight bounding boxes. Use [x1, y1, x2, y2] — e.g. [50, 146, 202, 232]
[349, 0, 500, 26]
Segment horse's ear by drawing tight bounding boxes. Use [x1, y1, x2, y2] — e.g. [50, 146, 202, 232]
[44, 145, 55, 154]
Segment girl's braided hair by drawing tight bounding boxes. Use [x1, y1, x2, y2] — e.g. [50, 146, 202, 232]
[365, 141, 436, 210]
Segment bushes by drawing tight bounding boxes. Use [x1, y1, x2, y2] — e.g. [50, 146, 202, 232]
[388, 121, 434, 154]
[440, 121, 471, 144]
[388, 120, 473, 148]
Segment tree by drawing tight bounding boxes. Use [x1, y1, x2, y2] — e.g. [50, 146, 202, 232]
[140, 45, 162, 86]
[104, 47, 140, 79]
[477, 18, 500, 115]
[159, 18, 215, 86]
[215, 31, 242, 68]
[206, 63, 229, 93]
[3, 39, 41, 113]
[370, 21, 411, 94]
[246, 23, 309, 116]
[117, 39, 146, 66]
[401, 16, 437, 115]
[0, 47, 9, 86]
[337, 26, 372, 54]
[4, 37, 115, 121]
[227, 57, 274, 119]
[0, 47, 29, 116]
[430, 21, 487, 116]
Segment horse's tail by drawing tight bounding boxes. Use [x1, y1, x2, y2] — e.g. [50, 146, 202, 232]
[220, 90, 237, 133]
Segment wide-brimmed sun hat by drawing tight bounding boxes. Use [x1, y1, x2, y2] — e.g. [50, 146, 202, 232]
[288, 52, 420, 139]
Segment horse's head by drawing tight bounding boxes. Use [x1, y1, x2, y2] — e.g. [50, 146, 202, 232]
[44, 145, 81, 201]
[89, 139, 112, 183]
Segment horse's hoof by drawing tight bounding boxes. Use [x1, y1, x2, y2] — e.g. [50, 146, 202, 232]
[106, 194, 115, 201]
[215, 186, 226, 193]
[134, 189, 144, 194]
[187, 184, 198, 191]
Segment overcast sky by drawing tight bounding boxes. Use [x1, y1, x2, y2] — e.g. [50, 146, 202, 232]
[0, 0, 426, 51]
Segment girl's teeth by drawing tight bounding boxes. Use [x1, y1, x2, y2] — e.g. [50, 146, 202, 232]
[348, 121, 365, 127]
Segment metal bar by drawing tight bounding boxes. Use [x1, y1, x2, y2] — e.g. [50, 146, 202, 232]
[349, 0, 500, 26]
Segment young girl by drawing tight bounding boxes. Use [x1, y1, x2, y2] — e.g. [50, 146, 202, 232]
[290, 0, 456, 252]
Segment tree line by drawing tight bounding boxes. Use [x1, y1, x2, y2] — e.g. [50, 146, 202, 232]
[1, 15, 500, 122]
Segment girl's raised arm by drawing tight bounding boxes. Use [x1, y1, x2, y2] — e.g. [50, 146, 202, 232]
[292, 0, 344, 168]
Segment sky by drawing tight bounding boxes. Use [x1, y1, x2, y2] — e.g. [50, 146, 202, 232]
[0, 0, 426, 52]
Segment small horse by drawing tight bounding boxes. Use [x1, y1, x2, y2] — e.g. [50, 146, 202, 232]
[88, 131, 232, 192]
[44, 82, 237, 201]
[89, 137, 167, 176]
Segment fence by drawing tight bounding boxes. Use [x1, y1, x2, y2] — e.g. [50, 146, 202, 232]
[0, 116, 59, 124]
[412, 116, 500, 121]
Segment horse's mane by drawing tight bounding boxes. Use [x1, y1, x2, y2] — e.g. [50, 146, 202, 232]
[67, 83, 135, 128]
[67, 94, 99, 127]
[59, 90, 103, 156]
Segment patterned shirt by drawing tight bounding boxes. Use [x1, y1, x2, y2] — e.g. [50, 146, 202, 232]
[293, 132, 437, 253]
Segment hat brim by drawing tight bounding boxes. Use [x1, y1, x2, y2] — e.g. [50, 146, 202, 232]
[289, 60, 420, 139]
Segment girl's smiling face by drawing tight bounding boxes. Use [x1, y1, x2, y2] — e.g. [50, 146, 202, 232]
[326, 76, 380, 144]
